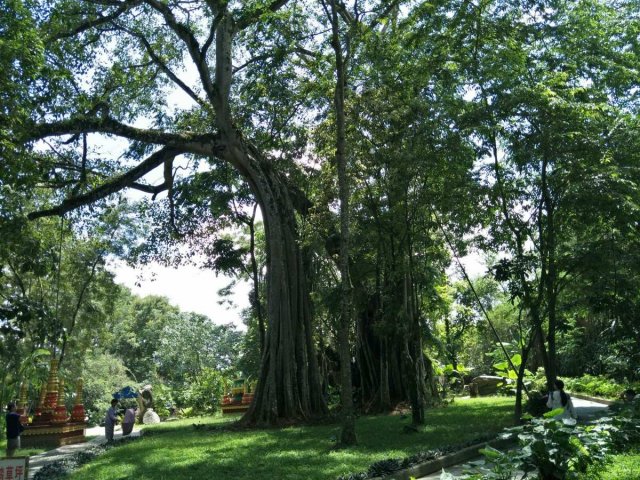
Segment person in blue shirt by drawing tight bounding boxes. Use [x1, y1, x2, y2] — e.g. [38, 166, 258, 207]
[105, 398, 118, 442]
[5, 402, 24, 457]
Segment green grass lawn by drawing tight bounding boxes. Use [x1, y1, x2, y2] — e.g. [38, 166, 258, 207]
[598, 450, 640, 480]
[68, 397, 515, 480]
[0, 438, 46, 457]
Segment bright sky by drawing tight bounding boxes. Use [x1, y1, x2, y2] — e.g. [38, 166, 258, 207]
[108, 259, 250, 329]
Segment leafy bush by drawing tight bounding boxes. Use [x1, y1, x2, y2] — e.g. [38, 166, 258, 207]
[81, 351, 133, 426]
[467, 400, 640, 480]
[492, 354, 534, 396]
[182, 367, 225, 414]
[530, 367, 549, 392]
[179, 406, 195, 418]
[434, 363, 471, 396]
[524, 390, 549, 417]
[563, 375, 640, 400]
[607, 398, 640, 450]
[462, 410, 622, 480]
[147, 382, 174, 418]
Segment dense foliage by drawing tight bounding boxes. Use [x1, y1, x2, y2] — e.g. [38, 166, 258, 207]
[0, 0, 638, 439]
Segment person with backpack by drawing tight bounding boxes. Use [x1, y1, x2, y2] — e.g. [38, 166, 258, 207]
[546, 379, 577, 422]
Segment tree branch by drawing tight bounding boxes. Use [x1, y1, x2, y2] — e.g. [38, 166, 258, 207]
[27, 115, 205, 146]
[236, 0, 291, 30]
[108, 23, 208, 109]
[28, 147, 182, 220]
[328, 0, 354, 26]
[48, 0, 142, 42]
[368, 0, 402, 30]
[233, 54, 272, 74]
[202, 10, 225, 58]
[130, 181, 169, 197]
[143, 0, 217, 105]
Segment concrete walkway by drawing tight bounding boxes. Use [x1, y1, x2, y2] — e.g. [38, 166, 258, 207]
[28, 425, 141, 479]
[417, 397, 610, 479]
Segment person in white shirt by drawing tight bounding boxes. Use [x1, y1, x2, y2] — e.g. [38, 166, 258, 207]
[546, 379, 576, 422]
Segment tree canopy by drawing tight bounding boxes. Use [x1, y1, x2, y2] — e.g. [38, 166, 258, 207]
[1, 0, 639, 427]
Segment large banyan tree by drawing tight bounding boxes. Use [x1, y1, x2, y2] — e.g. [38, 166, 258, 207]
[6, 0, 327, 424]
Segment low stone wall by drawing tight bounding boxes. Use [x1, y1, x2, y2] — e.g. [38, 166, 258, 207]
[568, 392, 615, 406]
[372, 437, 514, 480]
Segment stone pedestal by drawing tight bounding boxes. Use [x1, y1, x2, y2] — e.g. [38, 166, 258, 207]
[21, 423, 87, 448]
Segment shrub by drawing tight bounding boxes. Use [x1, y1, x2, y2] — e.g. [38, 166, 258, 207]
[81, 351, 132, 426]
[476, 414, 614, 480]
[182, 367, 225, 414]
[524, 390, 549, 417]
[563, 375, 640, 400]
[470, 404, 640, 480]
[607, 398, 640, 450]
[147, 382, 174, 418]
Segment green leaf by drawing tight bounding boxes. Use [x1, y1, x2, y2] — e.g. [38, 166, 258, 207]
[493, 361, 509, 370]
[544, 408, 566, 418]
[480, 446, 503, 459]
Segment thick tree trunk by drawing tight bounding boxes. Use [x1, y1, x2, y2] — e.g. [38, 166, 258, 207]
[209, 13, 325, 424]
[238, 157, 326, 423]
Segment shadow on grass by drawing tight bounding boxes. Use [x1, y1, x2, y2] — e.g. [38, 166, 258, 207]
[69, 397, 515, 480]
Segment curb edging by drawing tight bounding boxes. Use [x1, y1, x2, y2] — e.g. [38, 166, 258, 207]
[372, 437, 514, 480]
[568, 393, 615, 406]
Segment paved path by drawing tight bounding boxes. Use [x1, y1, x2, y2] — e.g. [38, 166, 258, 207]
[417, 397, 610, 479]
[28, 425, 141, 479]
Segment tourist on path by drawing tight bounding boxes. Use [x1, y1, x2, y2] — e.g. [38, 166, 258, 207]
[122, 407, 136, 436]
[5, 402, 24, 457]
[547, 379, 576, 421]
[105, 398, 118, 442]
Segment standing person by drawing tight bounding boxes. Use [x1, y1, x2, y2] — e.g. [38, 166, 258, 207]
[546, 379, 577, 422]
[5, 402, 24, 457]
[105, 398, 118, 442]
[121, 407, 136, 436]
